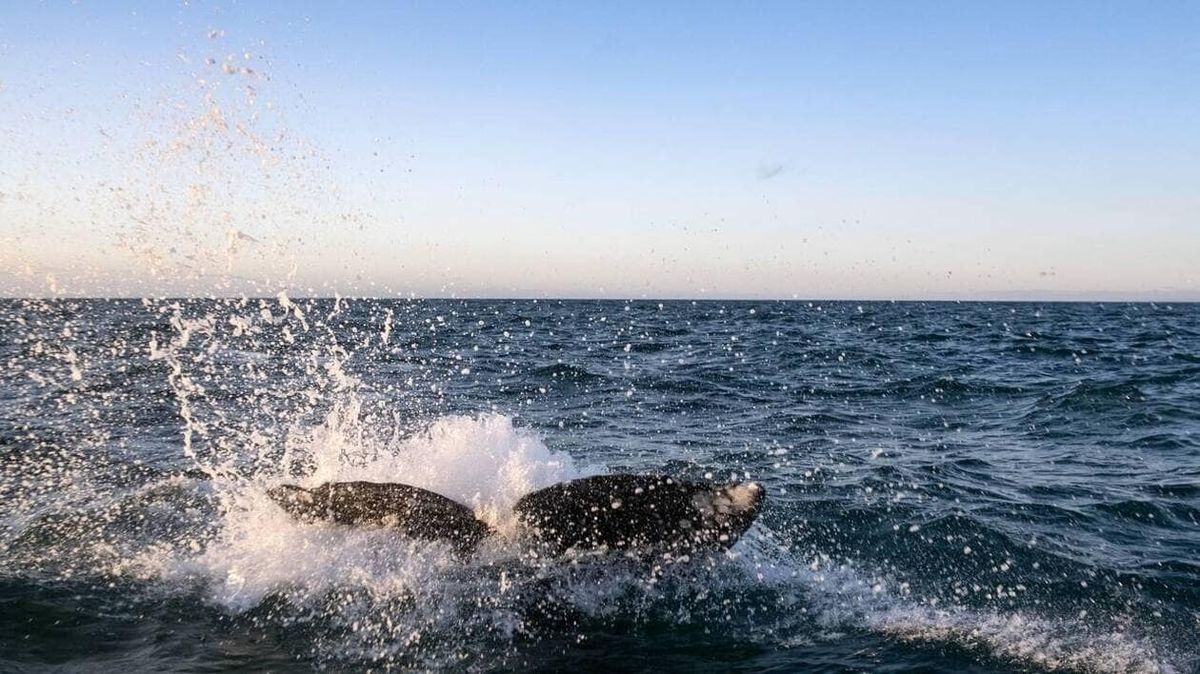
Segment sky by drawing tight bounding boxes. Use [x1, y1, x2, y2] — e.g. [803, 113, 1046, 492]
[0, 1, 1197, 299]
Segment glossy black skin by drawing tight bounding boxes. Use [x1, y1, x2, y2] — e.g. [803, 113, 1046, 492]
[268, 474, 766, 557]
[513, 474, 765, 554]
[267, 481, 493, 553]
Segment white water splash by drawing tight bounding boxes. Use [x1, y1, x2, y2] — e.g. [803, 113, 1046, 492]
[173, 413, 593, 610]
[743, 539, 1181, 674]
[871, 606, 1175, 674]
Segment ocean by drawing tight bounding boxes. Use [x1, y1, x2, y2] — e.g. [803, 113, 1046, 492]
[1, 298, 1196, 673]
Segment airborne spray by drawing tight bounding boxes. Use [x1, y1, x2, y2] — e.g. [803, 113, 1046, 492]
[83, 20, 601, 666]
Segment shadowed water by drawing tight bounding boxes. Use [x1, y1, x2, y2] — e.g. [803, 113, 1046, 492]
[1, 298, 1197, 672]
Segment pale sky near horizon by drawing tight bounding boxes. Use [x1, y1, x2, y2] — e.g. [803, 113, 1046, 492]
[1, 1, 1197, 300]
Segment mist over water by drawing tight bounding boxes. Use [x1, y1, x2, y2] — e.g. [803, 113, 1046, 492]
[1, 297, 1197, 672]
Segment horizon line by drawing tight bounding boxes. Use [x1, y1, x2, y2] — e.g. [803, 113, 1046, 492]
[2, 294, 1197, 304]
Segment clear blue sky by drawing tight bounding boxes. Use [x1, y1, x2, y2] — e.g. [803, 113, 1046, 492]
[1, 1, 1197, 298]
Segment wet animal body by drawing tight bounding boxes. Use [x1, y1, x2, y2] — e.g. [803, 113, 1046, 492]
[267, 481, 493, 553]
[513, 474, 765, 554]
[268, 474, 765, 555]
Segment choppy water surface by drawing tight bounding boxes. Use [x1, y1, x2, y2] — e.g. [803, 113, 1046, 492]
[1, 298, 1197, 673]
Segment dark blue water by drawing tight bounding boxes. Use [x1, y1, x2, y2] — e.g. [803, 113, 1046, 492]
[1, 298, 1197, 673]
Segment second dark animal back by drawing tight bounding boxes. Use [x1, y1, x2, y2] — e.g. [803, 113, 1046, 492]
[513, 474, 765, 554]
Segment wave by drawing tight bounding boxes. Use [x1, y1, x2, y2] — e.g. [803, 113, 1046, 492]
[749, 540, 1182, 674]
[1032, 379, 1148, 413]
[870, 605, 1176, 674]
[527, 363, 608, 383]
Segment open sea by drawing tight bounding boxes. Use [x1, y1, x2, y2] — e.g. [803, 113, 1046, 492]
[0, 298, 1197, 673]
